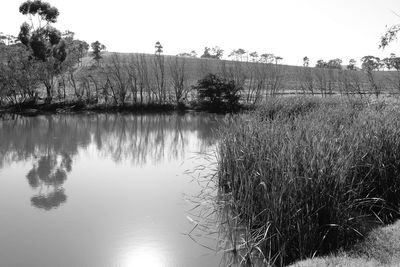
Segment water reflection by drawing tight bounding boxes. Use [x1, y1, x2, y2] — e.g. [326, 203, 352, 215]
[0, 113, 221, 210]
[27, 154, 71, 209]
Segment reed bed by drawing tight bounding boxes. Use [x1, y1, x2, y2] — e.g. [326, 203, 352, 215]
[217, 96, 400, 265]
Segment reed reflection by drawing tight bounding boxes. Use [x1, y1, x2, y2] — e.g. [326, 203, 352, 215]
[0, 113, 223, 210]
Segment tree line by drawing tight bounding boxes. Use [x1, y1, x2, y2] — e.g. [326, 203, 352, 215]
[1, 1, 399, 109]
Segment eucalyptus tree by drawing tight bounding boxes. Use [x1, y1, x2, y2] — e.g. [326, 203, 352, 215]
[249, 51, 258, 62]
[380, 23, 400, 49]
[229, 48, 246, 61]
[361, 55, 381, 97]
[190, 50, 197, 58]
[201, 46, 223, 59]
[303, 56, 310, 67]
[274, 56, 283, 65]
[155, 41, 163, 55]
[382, 54, 400, 91]
[18, 0, 66, 102]
[91, 41, 106, 66]
[347, 59, 357, 70]
[260, 53, 275, 64]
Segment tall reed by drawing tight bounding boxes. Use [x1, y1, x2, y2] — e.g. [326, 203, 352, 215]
[217, 97, 400, 265]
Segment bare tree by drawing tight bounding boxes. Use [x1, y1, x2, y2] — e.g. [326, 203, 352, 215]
[105, 53, 129, 105]
[169, 56, 189, 105]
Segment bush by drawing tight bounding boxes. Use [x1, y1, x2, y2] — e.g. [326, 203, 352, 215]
[217, 97, 400, 265]
[192, 73, 240, 111]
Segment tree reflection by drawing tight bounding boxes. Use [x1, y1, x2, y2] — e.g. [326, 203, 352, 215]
[0, 113, 224, 210]
[26, 154, 72, 210]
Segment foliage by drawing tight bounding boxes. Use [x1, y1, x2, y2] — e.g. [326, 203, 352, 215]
[192, 73, 241, 111]
[316, 58, 342, 69]
[0, 44, 40, 104]
[218, 97, 400, 265]
[361, 56, 381, 96]
[17, 0, 68, 102]
[347, 59, 357, 70]
[201, 46, 224, 59]
[382, 54, 400, 71]
[155, 41, 163, 55]
[229, 48, 246, 61]
[361, 56, 381, 71]
[380, 24, 400, 49]
[90, 41, 106, 65]
[18, 0, 63, 62]
[303, 56, 310, 67]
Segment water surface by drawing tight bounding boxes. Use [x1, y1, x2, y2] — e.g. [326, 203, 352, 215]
[0, 113, 223, 267]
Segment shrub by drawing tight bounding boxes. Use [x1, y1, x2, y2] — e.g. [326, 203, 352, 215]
[192, 73, 241, 111]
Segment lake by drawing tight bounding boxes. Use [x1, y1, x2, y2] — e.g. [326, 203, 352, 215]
[0, 112, 226, 267]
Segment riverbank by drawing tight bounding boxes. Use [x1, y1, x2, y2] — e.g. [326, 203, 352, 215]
[216, 96, 400, 266]
[0, 100, 252, 116]
[292, 220, 400, 266]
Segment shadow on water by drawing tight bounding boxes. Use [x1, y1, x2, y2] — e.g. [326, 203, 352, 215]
[0, 113, 223, 211]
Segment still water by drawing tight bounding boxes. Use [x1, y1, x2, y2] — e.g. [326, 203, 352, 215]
[0, 113, 224, 267]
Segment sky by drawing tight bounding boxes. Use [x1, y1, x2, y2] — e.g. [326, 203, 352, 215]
[1, 0, 400, 66]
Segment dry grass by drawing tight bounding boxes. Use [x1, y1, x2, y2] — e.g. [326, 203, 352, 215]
[291, 220, 400, 266]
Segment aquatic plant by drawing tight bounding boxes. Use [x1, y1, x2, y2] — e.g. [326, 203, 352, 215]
[217, 97, 400, 265]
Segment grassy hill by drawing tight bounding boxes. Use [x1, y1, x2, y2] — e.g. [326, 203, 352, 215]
[76, 52, 400, 98]
[3, 49, 399, 107]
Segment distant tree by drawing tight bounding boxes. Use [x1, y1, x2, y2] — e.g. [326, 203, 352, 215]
[0, 33, 18, 45]
[303, 56, 310, 67]
[315, 59, 328, 68]
[274, 56, 283, 65]
[260, 53, 275, 64]
[383, 54, 400, 91]
[190, 50, 197, 58]
[74, 40, 89, 66]
[229, 48, 246, 61]
[155, 41, 163, 55]
[153, 41, 166, 103]
[91, 41, 106, 66]
[177, 52, 191, 57]
[361, 55, 381, 97]
[327, 58, 342, 69]
[347, 59, 357, 70]
[249, 51, 258, 62]
[201, 46, 223, 59]
[60, 31, 88, 66]
[361, 56, 381, 72]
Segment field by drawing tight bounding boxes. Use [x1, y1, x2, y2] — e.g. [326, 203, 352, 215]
[215, 96, 400, 266]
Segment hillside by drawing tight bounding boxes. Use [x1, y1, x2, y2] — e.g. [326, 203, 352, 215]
[77, 52, 400, 97]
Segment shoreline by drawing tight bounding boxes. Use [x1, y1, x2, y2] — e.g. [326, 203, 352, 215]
[0, 100, 253, 117]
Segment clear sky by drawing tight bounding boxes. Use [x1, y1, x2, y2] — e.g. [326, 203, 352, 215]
[1, 0, 400, 66]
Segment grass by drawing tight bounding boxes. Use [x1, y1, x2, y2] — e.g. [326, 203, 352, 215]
[291, 220, 400, 266]
[217, 96, 400, 265]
